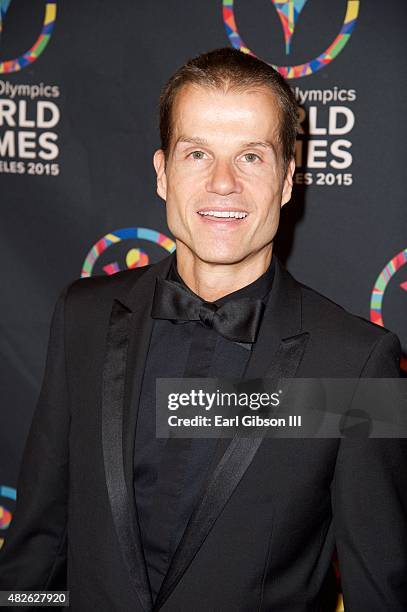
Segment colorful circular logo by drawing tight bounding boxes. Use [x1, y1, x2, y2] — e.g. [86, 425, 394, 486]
[370, 248, 407, 372]
[81, 227, 176, 278]
[0, 2, 57, 73]
[223, 0, 360, 79]
[0, 485, 16, 549]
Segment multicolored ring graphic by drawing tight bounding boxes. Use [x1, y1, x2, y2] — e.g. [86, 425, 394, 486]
[0, 485, 16, 548]
[81, 227, 176, 278]
[0, 2, 57, 74]
[223, 0, 360, 79]
[370, 248, 407, 372]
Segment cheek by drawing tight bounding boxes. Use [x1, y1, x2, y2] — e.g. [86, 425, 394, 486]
[167, 173, 202, 210]
[165, 181, 197, 231]
[247, 180, 282, 218]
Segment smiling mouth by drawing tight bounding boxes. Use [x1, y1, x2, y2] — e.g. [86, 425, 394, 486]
[197, 210, 248, 219]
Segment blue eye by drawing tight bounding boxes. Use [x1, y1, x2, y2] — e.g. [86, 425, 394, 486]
[243, 153, 261, 163]
[189, 151, 205, 160]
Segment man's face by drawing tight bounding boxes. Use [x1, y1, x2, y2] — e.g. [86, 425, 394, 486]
[153, 84, 295, 265]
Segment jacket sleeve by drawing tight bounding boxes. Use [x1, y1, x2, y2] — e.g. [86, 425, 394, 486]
[332, 331, 407, 611]
[0, 283, 73, 591]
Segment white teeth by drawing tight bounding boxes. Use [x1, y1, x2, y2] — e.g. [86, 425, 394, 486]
[198, 210, 248, 218]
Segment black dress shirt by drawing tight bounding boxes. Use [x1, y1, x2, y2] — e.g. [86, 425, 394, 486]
[133, 255, 275, 600]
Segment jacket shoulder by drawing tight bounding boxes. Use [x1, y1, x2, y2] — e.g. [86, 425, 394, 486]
[65, 265, 153, 306]
[298, 279, 393, 344]
[290, 276, 401, 375]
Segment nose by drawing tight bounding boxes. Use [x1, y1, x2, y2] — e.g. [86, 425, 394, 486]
[206, 159, 242, 196]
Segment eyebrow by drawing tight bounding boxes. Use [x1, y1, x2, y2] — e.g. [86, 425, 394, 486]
[175, 136, 276, 153]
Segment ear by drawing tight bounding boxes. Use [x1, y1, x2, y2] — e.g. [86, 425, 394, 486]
[281, 158, 296, 208]
[153, 149, 167, 201]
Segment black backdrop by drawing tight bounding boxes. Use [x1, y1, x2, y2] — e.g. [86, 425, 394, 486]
[1, 1, 406, 567]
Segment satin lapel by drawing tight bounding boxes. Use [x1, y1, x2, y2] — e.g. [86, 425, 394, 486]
[153, 257, 310, 611]
[102, 253, 175, 612]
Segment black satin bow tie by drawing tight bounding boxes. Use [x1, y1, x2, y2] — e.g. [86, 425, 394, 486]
[151, 277, 265, 343]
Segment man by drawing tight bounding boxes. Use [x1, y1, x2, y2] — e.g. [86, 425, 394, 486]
[1, 48, 406, 611]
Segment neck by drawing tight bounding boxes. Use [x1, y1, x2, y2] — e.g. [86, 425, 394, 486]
[174, 242, 274, 302]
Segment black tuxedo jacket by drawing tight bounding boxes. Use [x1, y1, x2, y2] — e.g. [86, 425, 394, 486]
[1, 253, 406, 611]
